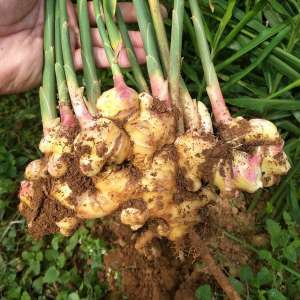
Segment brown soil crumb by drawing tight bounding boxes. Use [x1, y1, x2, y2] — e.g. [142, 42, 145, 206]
[19, 178, 74, 239]
[62, 154, 96, 196]
[158, 144, 178, 162]
[200, 140, 233, 182]
[60, 124, 80, 143]
[218, 118, 250, 141]
[174, 168, 201, 203]
[151, 97, 169, 113]
[28, 196, 73, 239]
[91, 192, 256, 300]
[75, 143, 92, 156]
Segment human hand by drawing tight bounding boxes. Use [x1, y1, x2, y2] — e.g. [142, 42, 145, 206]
[0, 0, 152, 94]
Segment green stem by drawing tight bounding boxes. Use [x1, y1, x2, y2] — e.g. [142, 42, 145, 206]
[40, 0, 57, 129]
[148, 0, 169, 73]
[133, 0, 167, 101]
[93, 0, 123, 82]
[116, 7, 149, 93]
[77, 0, 101, 107]
[60, 0, 93, 125]
[54, 0, 69, 105]
[189, 0, 218, 87]
[59, 0, 78, 89]
[169, 0, 184, 116]
[103, 0, 122, 53]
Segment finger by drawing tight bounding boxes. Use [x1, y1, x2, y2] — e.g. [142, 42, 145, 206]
[74, 47, 146, 70]
[75, 1, 168, 26]
[67, 0, 80, 49]
[89, 29, 144, 48]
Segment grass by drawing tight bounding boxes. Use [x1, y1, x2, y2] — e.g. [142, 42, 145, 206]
[1, 1, 300, 299]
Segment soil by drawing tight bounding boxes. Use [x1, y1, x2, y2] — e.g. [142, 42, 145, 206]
[218, 118, 250, 142]
[19, 179, 74, 239]
[19, 152, 94, 239]
[61, 154, 95, 196]
[151, 97, 170, 113]
[93, 192, 255, 300]
[200, 139, 233, 182]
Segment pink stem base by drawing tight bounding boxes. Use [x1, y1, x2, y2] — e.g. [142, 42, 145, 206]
[114, 74, 134, 99]
[60, 104, 78, 128]
[69, 87, 94, 129]
[206, 82, 231, 124]
[150, 75, 171, 109]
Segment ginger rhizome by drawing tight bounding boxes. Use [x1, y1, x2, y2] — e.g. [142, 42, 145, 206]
[19, 0, 290, 250]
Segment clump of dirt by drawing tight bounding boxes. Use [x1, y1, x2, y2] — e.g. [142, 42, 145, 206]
[19, 179, 74, 239]
[61, 154, 95, 196]
[151, 97, 169, 113]
[218, 118, 250, 142]
[19, 154, 94, 239]
[200, 139, 233, 182]
[28, 197, 73, 239]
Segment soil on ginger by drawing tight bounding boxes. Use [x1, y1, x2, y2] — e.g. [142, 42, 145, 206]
[19, 155, 93, 239]
[92, 194, 255, 300]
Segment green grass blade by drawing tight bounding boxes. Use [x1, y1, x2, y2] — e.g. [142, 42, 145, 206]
[212, 0, 236, 55]
[217, 0, 267, 52]
[222, 27, 289, 91]
[216, 22, 289, 72]
[268, 78, 300, 99]
[225, 97, 300, 113]
[276, 120, 300, 136]
[267, 54, 300, 80]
